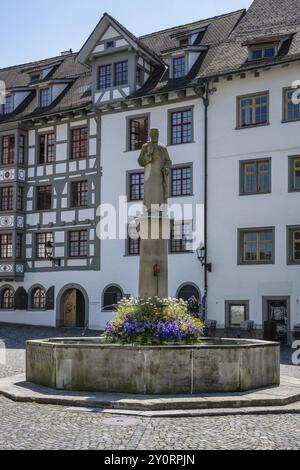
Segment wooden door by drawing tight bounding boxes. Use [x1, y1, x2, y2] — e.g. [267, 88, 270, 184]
[63, 289, 77, 327]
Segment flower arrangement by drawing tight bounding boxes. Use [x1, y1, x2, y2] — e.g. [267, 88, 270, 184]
[103, 297, 204, 345]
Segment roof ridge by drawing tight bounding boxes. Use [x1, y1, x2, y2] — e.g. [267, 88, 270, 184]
[139, 9, 246, 39]
[0, 53, 76, 73]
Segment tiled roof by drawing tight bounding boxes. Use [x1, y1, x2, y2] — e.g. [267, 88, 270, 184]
[0, 54, 91, 123]
[132, 9, 246, 97]
[1, 1, 300, 122]
[199, 0, 300, 78]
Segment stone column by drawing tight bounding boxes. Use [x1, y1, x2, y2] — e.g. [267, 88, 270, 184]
[139, 212, 169, 298]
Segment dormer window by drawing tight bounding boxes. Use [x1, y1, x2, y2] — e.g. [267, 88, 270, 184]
[179, 38, 189, 47]
[40, 88, 52, 107]
[2, 95, 14, 114]
[30, 73, 41, 82]
[98, 61, 128, 89]
[173, 57, 186, 79]
[99, 64, 112, 89]
[115, 61, 128, 86]
[250, 45, 277, 61]
[136, 66, 144, 87]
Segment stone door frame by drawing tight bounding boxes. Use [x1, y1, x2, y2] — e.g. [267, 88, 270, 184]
[262, 295, 291, 341]
[56, 283, 89, 328]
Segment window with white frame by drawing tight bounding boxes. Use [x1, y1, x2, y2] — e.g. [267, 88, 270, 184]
[249, 45, 277, 61]
[2, 95, 14, 114]
[39, 88, 52, 107]
[173, 57, 186, 79]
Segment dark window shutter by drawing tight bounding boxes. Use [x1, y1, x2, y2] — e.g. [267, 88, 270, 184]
[15, 287, 28, 310]
[46, 286, 55, 310]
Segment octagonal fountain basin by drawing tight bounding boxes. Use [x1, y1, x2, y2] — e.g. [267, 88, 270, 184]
[26, 338, 280, 395]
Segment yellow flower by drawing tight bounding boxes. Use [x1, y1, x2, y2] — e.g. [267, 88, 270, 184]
[181, 324, 188, 333]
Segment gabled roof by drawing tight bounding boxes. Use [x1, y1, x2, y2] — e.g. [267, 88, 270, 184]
[2, 0, 300, 123]
[77, 13, 164, 66]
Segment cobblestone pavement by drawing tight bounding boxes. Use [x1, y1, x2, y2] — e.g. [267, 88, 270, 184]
[0, 323, 300, 450]
[0, 397, 299, 450]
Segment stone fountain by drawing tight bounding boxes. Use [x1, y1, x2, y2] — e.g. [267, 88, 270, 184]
[26, 129, 280, 395]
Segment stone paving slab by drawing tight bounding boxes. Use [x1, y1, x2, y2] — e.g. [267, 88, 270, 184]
[65, 402, 300, 418]
[1, 374, 300, 415]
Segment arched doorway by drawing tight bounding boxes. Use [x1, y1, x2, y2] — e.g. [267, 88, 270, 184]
[177, 283, 201, 315]
[62, 288, 86, 328]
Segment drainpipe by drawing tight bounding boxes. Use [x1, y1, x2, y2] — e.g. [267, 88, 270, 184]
[195, 80, 210, 320]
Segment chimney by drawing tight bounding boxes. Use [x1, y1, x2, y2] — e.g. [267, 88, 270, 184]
[61, 49, 73, 56]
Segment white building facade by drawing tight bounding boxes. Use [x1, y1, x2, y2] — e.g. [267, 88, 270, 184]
[0, 0, 299, 343]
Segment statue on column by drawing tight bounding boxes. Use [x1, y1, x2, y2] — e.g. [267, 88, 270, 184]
[138, 128, 172, 212]
[137, 129, 172, 298]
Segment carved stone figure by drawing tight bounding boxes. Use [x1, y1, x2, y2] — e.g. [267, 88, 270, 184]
[138, 129, 172, 212]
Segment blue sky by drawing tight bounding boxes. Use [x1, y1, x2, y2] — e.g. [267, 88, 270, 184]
[0, 0, 252, 68]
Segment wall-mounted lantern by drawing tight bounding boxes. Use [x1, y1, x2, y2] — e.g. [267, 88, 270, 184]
[45, 241, 61, 267]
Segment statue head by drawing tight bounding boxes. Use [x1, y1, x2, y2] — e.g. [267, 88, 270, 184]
[149, 128, 159, 144]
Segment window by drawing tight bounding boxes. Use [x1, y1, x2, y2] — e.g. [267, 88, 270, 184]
[136, 67, 144, 86]
[102, 285, 123, 311]
[106, 41, 114, 49]
[40, 88, 52, 107]
[129, 172, 144, 201]
[30, 73, 41, 82]
[179, 38, 189, 47]
[2, 135, 15, 165]
[71, 127, 88, 160]
[17, 187, 24, 211]
[128, 236, 140, 256]
[36, 233, 53, 259]
[31, 288, 46, 309]
[177, 284, 201, 314]
[128, 223, 140, 256]
[16, 234, 23, 259]
[128, 116, 149, 151]
[98, 64, 112, 89]
[239, 228, 274, 264]
[289, 156, 300, 192]
[39, 133, 55, 164]
[170, 109, 193, 145]
[240, 159, 271, 194]
[225, 301, 249, 327]
[250, 45, 277, 60]
[284, 88, 300, 122]
[19, 135, 25, 165]
[173, 57, 186, 79]
[3, 95, 14, 114]
[0, 187, 14, 211]
[238, 92, 269, 128]
[171, 166, 192, 197]
[115, 61, 128, 86]
[0, 288, 15, 309]
[288, 227, 300, 264]
[37, 185, 52, 211]
[170, 221, 193, 253]
[71, 180, 88, 207]
[0, 234, 13, 258]
[69, 230, 88, 258]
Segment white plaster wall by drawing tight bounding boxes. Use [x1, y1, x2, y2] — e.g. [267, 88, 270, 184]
[0, 271, 105, 329]
[208, 64, 300, 329]
[98, 99, 205, 329]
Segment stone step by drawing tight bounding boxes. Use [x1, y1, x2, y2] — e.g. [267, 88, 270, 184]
[0, 374, 300, 414]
